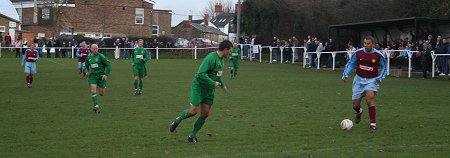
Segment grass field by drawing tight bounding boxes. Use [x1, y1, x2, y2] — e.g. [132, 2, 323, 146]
[0, 51, 449, 158]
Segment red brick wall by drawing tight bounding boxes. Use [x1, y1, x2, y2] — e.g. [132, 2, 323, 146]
[20, 0, 154, 38]
[0, 15, 20, 45]
[172, 22, 202, 40]
[153, 11, 172, 36]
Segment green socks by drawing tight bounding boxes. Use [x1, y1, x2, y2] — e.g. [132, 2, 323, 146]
[175, 109, 192, 124]
[134, 80, 138, 89]
[190, 115, 207, 137]
[91, 93, 98, 106]
[139, 80, 143, 89]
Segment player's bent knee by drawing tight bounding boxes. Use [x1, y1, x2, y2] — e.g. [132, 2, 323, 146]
[201, 112, 209, 117]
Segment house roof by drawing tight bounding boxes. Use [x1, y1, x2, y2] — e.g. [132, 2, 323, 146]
[0, 0, 20, 22]
[211, 13, 234, 28]
[172, 19, 204, 29]
[191, 23, 227, 36]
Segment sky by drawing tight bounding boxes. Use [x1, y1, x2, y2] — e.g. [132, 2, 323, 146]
[153, 0, 238, 26]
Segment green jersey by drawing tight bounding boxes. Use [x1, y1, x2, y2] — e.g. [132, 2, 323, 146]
[84, 53, 111, 76]
[194, 52, 225, 88]
[229, 48, 240, 60]
[130, 47, 150, 65]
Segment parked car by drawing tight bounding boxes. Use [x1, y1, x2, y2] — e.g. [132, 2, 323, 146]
[174, 38, 190, 48]
[191, 38, 212, 47]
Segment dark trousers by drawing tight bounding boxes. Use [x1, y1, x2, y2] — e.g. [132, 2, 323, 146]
[46, 49, 51, 58]
[422, 57, 432, 78]
[15, 48, 21, 58]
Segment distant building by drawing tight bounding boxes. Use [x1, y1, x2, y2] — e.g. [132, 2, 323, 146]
[211, 13, 236, 42]
[11, 0, 169, 39]
[172, 15, 227, 43]
[0, 0, 20, 43]
[152, 9, 172, 37]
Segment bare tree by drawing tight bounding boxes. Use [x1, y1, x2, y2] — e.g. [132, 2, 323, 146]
[201, 0, 234, 18]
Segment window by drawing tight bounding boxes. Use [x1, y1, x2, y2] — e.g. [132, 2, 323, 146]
[0, 26, 5, 32]
[135, 8, 144, 24]
[42, 8, 50, 20]
[152, 25, 159, 36]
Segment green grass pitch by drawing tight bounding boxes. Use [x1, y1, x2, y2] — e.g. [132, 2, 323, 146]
[0, 52, 449, 157]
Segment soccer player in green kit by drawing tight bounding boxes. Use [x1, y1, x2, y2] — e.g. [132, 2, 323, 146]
[84, 44, 111, 113]
[130, 39, 150, 95]
[229, 42, 240, 79]
[170, 40, 233, 143]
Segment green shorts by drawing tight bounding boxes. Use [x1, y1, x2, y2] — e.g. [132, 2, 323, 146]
[229, 59, 239, 69]
[133, 64, 147, 78]
[189, 82, 215, 107]
[88, 73, 107, 88]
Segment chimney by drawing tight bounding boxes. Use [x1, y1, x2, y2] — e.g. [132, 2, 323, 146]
[215, 3, 223, 13]
[204, 14, 209, 26]
[183, 15, 193, 28]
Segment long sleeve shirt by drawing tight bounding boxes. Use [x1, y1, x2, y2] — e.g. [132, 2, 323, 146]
[194, 52, 225, 89]
[343, 48, 387, 82]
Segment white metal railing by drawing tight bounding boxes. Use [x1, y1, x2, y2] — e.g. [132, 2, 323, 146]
[431, 52, 450, 78]
[1, 43, 448, 79]
[303, 51, 351, 71]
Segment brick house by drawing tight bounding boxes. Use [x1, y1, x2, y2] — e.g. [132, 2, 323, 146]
[152, 9, 172, 37]
[12, 0, 159, 39]
[0, 0, 20, 44]
[172, 15, 227, 43]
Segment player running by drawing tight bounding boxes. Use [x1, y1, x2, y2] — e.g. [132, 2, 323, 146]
[170, 40, 232, 143]
[84, 44, 111, 113]
[342, 36, 387, 132]
[76, 41, 91, 77]
[229, 42, 240, 79]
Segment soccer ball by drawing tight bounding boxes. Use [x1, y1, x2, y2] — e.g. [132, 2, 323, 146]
[340, 119, 353, 130]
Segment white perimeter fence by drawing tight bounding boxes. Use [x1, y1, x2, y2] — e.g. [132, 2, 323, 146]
[0, 43, 447, 78]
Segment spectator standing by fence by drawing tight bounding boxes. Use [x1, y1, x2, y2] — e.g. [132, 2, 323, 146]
[98, 38, 106, 55]
[151, 39, 158, 59]
[37, 38, 45, 57]
[113, 38, 121, 59]
[271, 37, 279, 62]
[14, 38, 22, 58]
[46, 39, 53, 58]
[5, 33, 11, 47]
[435, 36, 448, 76]
[421, 41, 433, 78]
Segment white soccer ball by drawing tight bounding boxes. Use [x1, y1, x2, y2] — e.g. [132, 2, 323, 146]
[341, 119, 353, 130]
